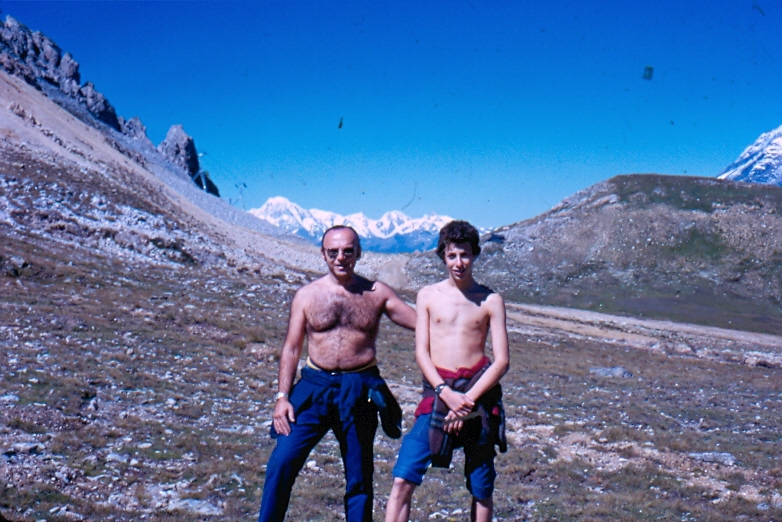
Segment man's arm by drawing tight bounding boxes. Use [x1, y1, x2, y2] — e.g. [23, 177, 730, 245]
[272, 289, 307, 436]
[464, 292, 510, 403]
[414, 288, 474, 421]
[378, 282, 416, 330]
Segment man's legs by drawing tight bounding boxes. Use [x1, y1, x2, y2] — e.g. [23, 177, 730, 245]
[258, 382, 330, 522]
[333, 401, 378, 522]
[385, 477, 417, 522]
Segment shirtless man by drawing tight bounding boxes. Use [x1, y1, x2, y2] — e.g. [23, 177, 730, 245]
[385, 220, 509, 522]
[257, 225, 416, 522]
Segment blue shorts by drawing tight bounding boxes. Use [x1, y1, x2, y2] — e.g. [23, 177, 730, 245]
[392, 414, 496, 500]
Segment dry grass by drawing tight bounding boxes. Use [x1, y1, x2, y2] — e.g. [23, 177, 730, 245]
[2, 228, 782, 520]
[2, 153, 781, 521]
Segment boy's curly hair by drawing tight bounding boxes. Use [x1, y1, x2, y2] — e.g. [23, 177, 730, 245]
[436, 220, 481, 261]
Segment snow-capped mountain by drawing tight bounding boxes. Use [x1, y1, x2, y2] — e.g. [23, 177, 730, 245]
[718, 125, 782, 185]
[249, 196, 453, 253]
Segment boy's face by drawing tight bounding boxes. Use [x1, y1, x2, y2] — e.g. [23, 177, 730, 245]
[443, 242, 475, 282]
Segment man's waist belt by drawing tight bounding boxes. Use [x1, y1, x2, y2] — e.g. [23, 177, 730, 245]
[306, 356, 378, 375]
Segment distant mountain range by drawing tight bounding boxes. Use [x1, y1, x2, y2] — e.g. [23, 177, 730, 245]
[249, 196, 453, 253]
[719, 124, 782, 185]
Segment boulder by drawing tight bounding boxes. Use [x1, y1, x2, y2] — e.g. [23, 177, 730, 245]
[589, 366, 633, 378]
[688, 452, 736, 466]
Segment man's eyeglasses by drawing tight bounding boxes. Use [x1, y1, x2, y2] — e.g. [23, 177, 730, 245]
[324, 248, 356, 260]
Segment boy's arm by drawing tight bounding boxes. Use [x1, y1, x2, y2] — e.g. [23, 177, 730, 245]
[415, 288, 474, 417]
[464, 293, 510, 403]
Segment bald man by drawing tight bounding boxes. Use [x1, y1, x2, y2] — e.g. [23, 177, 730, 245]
[257, 225, 416, 522]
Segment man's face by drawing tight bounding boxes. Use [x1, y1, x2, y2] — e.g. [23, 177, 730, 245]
[443, 242, 475, 282]
[321, 228, 359, 278]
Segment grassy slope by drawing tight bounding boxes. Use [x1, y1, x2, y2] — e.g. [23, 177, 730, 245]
[1, 123, 780, 519]
[2, 237, 781, 520]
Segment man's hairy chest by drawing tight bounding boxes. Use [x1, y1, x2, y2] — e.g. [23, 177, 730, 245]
[306, 293, 382, 333]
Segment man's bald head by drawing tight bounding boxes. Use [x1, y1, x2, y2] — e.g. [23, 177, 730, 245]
[321, 225, 362, 259]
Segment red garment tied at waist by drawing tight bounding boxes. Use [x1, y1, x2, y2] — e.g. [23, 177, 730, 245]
[414, 355, 499, 417]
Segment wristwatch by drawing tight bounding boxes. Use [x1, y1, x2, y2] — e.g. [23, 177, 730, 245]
[434, 383, 448, 396]
[274, 391, 289, 401]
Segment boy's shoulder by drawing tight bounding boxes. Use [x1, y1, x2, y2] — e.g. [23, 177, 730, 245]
[416, 281, 441, 302]
[471, 282, 495, 295]
[419, 279, 449, 294]
[466, 282, 502, 301]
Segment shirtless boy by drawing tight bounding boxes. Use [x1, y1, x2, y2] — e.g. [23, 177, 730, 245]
[385, 220, 509, 522]
[258, 225, 416, 522]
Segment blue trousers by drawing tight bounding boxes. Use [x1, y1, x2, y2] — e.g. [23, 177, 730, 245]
[392, 414, 496, 500]
[258, 367, 380, 522]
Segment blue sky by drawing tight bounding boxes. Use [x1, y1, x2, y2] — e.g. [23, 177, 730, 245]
[5, 1, 782, 228]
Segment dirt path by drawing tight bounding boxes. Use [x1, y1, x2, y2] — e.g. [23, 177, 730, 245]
[505, 302, 782, 368]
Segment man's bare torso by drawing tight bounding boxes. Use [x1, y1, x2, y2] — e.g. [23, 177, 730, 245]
[300, 275, 386, 370]
[424, 280, 495, 371]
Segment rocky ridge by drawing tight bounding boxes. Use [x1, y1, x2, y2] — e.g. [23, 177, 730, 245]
[0, 15, 219, 197]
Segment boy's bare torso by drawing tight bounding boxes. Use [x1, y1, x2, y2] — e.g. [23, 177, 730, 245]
[423, 280, 496, 371]
[299, 275, 385, 369]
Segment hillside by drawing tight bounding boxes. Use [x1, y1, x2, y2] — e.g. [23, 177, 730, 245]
[2, 14, 781, 522]
[406, 174, 782, 334]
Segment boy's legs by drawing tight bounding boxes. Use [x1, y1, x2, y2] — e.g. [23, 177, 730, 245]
[471, 496, 493, 522]
[464, 438, 497, 522]
[386, 477, 418, 522]
[386, 414, 432, 522]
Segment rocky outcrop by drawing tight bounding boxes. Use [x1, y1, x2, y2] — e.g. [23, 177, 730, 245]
[158, 124, 200, 176]
[0, 16, 120, 129]
[118, 116, 154, 148]
[78, 81, 120, 130]
[158, 124, 220, 197]
[0, 15, 220, 196]
[0, 17, 80, 94]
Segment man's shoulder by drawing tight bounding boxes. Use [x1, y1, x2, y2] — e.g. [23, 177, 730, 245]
[355, 273, 378, 287]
